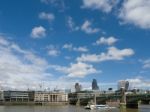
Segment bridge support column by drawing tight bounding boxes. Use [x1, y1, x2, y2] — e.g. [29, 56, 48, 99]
[120, 88, 126, 108]
[76, 98, 80, 106]
[120, 103, 126, 109]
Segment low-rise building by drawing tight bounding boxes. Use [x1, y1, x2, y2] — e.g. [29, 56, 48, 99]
[34, 91, 68, 103]
[4, 91, 34, 102]
[0, 91, 4, 101]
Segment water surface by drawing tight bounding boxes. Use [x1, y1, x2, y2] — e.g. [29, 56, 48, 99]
[0, 105, 149, 112]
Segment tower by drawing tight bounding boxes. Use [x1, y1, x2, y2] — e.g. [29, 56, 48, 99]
[92, 79, 99, 90]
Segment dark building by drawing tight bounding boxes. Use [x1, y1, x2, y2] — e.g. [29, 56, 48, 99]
[4, 91, 34, 102]
[92, 79, 99, 90]
[75, 83, 81, 92]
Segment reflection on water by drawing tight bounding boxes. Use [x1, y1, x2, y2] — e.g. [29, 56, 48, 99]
[0, 105, 149, 112]
[120, 108, 139, 112]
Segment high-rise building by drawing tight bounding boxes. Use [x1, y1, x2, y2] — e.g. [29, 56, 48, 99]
[118, 80, 129, 91]
[92, 79, 99, 90]
[75, 83, 81, 92]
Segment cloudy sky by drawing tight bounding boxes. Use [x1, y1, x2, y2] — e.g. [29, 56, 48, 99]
[0, 0, 150, 91]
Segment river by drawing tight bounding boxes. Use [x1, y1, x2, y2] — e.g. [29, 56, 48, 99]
[0, 105, 149, 112]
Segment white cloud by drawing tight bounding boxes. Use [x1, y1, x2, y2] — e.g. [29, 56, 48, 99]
[81, 20, 100, 34]
[50, 62, 100, 78]
[0, 36, 52, 90]
[48, 50, 60, 56]
[82, 0, 118, 13]
[63, 43, 73, 50]
[47, 45, 60, 56]
[141, 59, 150, 69]
[67, 16, 79, 31]
[119, 0, 150, 29]
[39, 12, 55, 22]
[31, 26, 46, 38]
[126, 77, 150, 89]
[63, 44, 88, 52]
[77, 46, 134, 62]
[0, 36, 10, 46]
[41, 0, 66, 12]
[73, 47, 88, 52]
[95, 36, 118, 45]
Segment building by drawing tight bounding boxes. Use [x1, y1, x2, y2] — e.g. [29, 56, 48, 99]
[75, 83, 82, 92]
[92, 79, 99, 90]
[118, 80, 129, 91]
[34, 91, 68, 103]
[3, 91, 34, 102]
[0, 91, 4, 101]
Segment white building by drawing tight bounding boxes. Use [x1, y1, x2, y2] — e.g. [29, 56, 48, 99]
[34, 91, 68, 103]
[118, 80, 129, 91]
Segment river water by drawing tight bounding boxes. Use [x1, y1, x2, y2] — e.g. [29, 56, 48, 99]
[0, 105, 149, 112]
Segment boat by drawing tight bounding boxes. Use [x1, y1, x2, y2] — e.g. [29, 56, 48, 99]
[84, 94, 116, 110]
[85, 104, 112, 110]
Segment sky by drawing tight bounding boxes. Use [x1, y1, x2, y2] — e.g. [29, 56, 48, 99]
[0, 0, 150, 91]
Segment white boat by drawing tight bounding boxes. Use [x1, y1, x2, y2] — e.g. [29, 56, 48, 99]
[85, 104, 112, 110]
[84, 94, 116, 110]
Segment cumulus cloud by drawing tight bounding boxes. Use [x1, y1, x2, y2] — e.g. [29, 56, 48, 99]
[81, 20, 100, 34]
[119, 0, 150, 29]
[140, 59, 150, 69]
[63, 44, 73, 50]
[82, 0, 119, 13]
[67, 16, 79, 31]
[41, 0, 66, 12]
[47, 45, 60, 56]
[95, 36, 118, 45]
[0, 36, 9, 46]
[126, 77, 150, 89]
[63, 44, 88, 52]
[73, 47, 88, 52]
[0, 36, 52, 90]
[77, 46, 134, 62]
[50, 62, 100, 78]
[31, 26, 46, 38]
[39, 12, 55, 22]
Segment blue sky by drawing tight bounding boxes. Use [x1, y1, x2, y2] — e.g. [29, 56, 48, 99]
[0, 0, 150, 91]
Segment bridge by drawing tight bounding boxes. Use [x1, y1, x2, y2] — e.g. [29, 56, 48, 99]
[68, 91, 150, 108]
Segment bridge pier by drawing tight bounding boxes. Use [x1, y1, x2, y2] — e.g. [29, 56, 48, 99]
[120, 103, 126, 109]
[76, 98, 80, 106]
[126, 102, 138, 108]
[120, 88, 127, 108]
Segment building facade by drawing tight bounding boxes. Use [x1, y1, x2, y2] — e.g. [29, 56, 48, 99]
[3, 91, 34, 102]
[34, 91, 68, 103]
[118, 80, 129, 91]
[0, 91, 4, 101]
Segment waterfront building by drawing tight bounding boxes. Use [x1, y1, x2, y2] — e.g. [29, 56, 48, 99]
[3, 91, 34, 102]
[118, 80, 129, 91]
[34, 91, 68, 103]
[0, 91, 4, 101]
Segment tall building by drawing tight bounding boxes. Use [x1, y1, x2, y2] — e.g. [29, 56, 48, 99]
[118, 80, 129, 91]
[75, 83, 81, 92]
[92, 79, 99, 90]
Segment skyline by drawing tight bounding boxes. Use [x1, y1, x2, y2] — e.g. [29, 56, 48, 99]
[0, 0, 150, 91]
